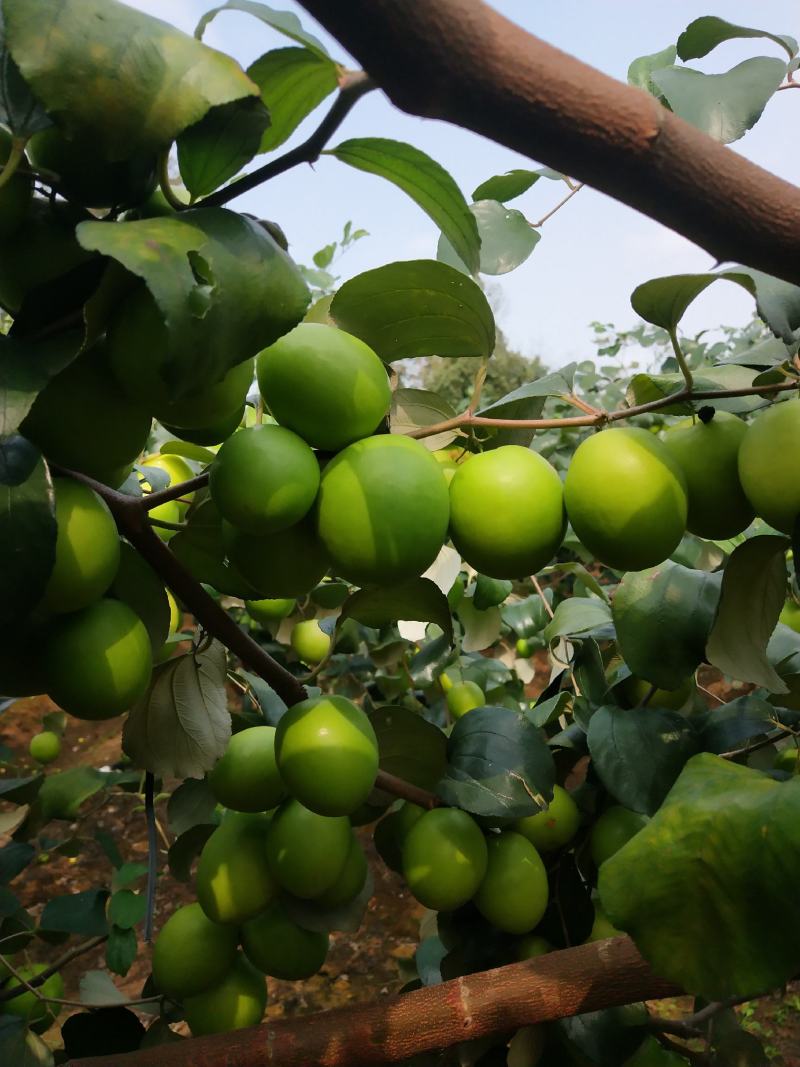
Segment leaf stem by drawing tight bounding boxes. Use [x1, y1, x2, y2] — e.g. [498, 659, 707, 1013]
[669, 327, 694, 391]
[158, 150, 186, 211]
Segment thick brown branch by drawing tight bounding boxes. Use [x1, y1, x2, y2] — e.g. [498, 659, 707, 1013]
[297, 0, 800, 287]
[66, 937, 678, 1067]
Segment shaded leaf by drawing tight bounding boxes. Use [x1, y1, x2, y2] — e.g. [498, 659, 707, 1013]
[341, 578, 453, 644]
[457, 597, 502, 653]
[283, 867, 373, 933]
[0, 330, 83, 438]
[390, 388, 458, 451]
[526, 691, 572, 728]
[473, 575, 512, 611]
[0, 841, 34, 883]
[437, 706, 555, 819]
[559, 1007, 649, 1067]
[677, 16, 797, 61]
[108, 890, 146, 930]
[168, 823, 216, 883]
[40, 889, 109, 937]
[167, 777, 218, 837]
[105, 924, 137, 977]
[61, 1006, 145, 1059]
[195, 0, 330, 58]
[369, 705, 448, 804]
[697, 694, 781, 754]
[330, 259, 495, 362]
[78, 970, 126, 1007]
[438, 200, 540, 276]
[0, 1017, 53, 1067]
[177, 97, 270, 198]
[544, 598, 614, 643]
[247, 47, 338, 153]
[600, 754, 800, 998]
[37, 767, 107, 821]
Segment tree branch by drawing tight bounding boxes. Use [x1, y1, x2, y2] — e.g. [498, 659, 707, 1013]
[65, 937, 678, 1067]
[200, 72, 376, 209]
[296, 0, 800, 288]
[0, 936, 107, 1004]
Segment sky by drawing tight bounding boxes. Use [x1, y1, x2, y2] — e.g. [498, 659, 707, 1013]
[129, 1, 799, 368]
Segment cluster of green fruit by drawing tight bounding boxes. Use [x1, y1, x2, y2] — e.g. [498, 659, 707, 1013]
[151, 694, 378, 1035]
[0, 960, 65, 1034]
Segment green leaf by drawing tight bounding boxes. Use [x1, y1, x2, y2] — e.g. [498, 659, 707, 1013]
[471, 169, 555, 203]
[177, 97, 270, 198]
[438, 706, 555, 819]
[330, 260, 495, 362]
[167, 778, 218, 837]
[651, 58, 787, 145]
[599, 754, 800, 999]
[559, 1007, 649, 1067]
[613, 562, 722, 689]
[501, 593, 552, 638]
[0, 776, 42, 804]
[677, 16, 797, 61]
[167, 823, 217, 883]
[108, 890, 146, 930]
[438, 200, 540, 276]
[38, 768, 107, 821]
[111, 862, 149, 892]
[341, 578, 453, 645]
[247, 47, 338, 153]
[706, 535, 790, 692]
[105, 925, 137, 977]
[40, 889, 109, 937]
[456, 597, 502, 654]
[195, 0, 330, 58]
[0, 841, 34, 883]
[369, 705, 447, 804]
[0, 435, 56, 625]
[627, 45, 678, 99]
[122, 640, 231, 779]
[473, 575, 512, 611]
[697, 694, 780, 754]
[4, 0, 259, 159]
[78, 970, 126, 1007]
[329, 139, 480, 274]
[541, 562, 610, 603]
[0, 1017, 53, 1067]
[475, 365, 576, 449]
[390, 388, 458, 451]
[587, 705, 700, 815]
[526, 691, 573, 728]
[0, 13, 50, 138]
[1, 329, 83, 438]
[543, 598, 614, 643]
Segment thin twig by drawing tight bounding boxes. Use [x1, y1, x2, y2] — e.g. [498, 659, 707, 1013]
[720, 728, 792, 761]
[530, 182, 584, 227]
[147, 517, 187, 533]
[531, 576, 555, 619]
[144, 772, 158, 944]
[0, 136, 26, 191]
[142, 472, 210, 510]
[0, 936, 107, 1004]
[653, 1032, 711, 1065]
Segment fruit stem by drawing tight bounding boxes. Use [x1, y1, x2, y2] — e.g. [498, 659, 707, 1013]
[0, 136, 25, 191]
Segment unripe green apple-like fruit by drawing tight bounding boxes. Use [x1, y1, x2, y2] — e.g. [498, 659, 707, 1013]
[661, 411, 753, 538]
[474, 831, 549, 934]
[3, 964, 64, 1031]
[161, 404, 245, 446]
[289, 620, 331, 665]
[774, 747, 799, 773]
[256, 323, 391, 452]
[738, 400, 800, 533]
[316, 434, 450, 587]
[242, 900, 329, 980]
[155, 358, 254, 431]
[514, 784, 580, 852]
[210, 424, 320, 534]
[590, 806, 648, 867]
[618, 675, 693, 711]
[196, 812, 277, 925]
[446, 680, 485, 720]
[245, 598, 295, 624]
[402, 808, 488, 911]
[265, 798, 351, 899]
[585, 903, 623, 942]
[29, 731, 61, 764]
[0, 129, 32, 238]
[373, 801, 425, 873]
[316, 833, 368, 907]
[780, 600, 800, 634]
[225, 516, 329, 598]
[516, 934, 552, 960]
[21, 346, 151, 486]
[184, 953, 267, 1037]
[41, 479, 120, 613]
[208, 726, 285, 813]
[28, 128, 157, 208]
[564, 428, 688, 571]
[151, 902, 238, 999]
[42, 599, 152, 720]
[275, 695, 379, 816]
[109, 542, 171, 653]
[448, 446, 566, 578]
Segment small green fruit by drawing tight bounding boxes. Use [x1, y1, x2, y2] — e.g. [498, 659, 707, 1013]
[196, 813, 278, 924]
[245, 598, 295, 624]
[289, 620, 331, 666]
[29, 731, 61, 765]
[446, 680, 485, 720]
[4, 964, 64, 1032]
[402, 808, 488, 911]
[275, 695, 379, 816]
[209, 726, 286, 813]
[474, 831, 549, 934]
[184, 954, 266, 1036]
[242, 900, 329, 980]
[779, 599, 800, 634]
[265, 798, 351, 899]
[226, 516, 329, 598]
[585, 903, 623, 942]
[515, 785, 580, 852]
[618, 676, 693, 711]
[516, 934, 552, 960]
[738, 400, 800, 534]
[590, 806, 649, 867]
[774, 747, 800, 773]
[152, 902, 238, 999]
[316, 833, 368, 908]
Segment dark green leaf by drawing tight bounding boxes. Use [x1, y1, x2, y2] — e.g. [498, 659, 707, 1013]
[390, 388, 458, 451]
[105, 924, 137, 977]
[677, 16, 797, 61]
[471, 169, 554, 203]
[501, 593, 552, 637]
[712, 1029, 769, 1066]
[170, 498, 258, 599]
[0, 841, 34, 883]
[587, 705, 700, 815]
[697, 694, 780, 754]
[330, 259, 494, 362]
[627, 45, 678, 100]
[473, 575, 512, 611]
[652, 59, 787, 145]
[559, 1006, 649, 1067]
[408, 633, 455, 688]
[195, 0, 330, 58]
[40, 889, 109, 936]
[167, 823, 216, 883]
[5, 0, 259, 158]
[475, 365, 576, 449]
[38, 768, 107, 821]
[167, 777, 218, 837]
[177, 97, 270, 198]
[369, 705, 448, 804]
[526, 691, 572, 728]
[329, 139, 480, 273]
[614, 562, 722, 689]
[108, 890, 146, 930]
[0, 775, 42, 803]
[0, 327, 83, 438]
[94, 830, 123, 870]
[341, 578, 453, 644]
[536, 852, 595, 949]
[456, 598, 502, 654]
[112, 862, 149, 891]
[706, 536, 790, 692]
[544, 598, 614, 643]
[438, 706, 555, 819]
[599, 754, 800, 998]
[438, 200, 539, 276]
[0, 435, 55, 625]
[0, 1016, 53, 1067]
[247, 47, 338, 152]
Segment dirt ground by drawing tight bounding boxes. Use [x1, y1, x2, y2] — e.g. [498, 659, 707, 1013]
[1, 666, 799, 1063]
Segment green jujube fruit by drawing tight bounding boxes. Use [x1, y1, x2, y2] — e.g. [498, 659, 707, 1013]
[245, 598, 295, 624]
[618, 675, 693, 711]
[290, 619, 331, 665]
[210, 424, 320, 534]
[108, 542, 171, 652]
[151, 902, 238, 999]
[22, 346, 151, 486]
[209, 726, 285, 813]
[29, 731, 61, 764]
[225, 516, 329, 597]
[473, 831, 549, 934]
[564, 428, 688, 571]
[662, 411, 753, 539]
[738, 399, 800, 534]
[316, 833, 368, 907]
[154, 358, 254, 431]
[402, 808, 488, 911]
[446, 680, 485, 720]
[257, 323, 391, 451]
[42, 599, 152, 720]
[3, 964, 64, 1032]
[515, 785, 580, 853]
[448, 445, 566, 578]
[316, 434, 450, 587]
[242, 901, 329, 980]
[41, 479, 120, 613]
[590, 806, 649, 867]
[161, 404, 245, 446]
[184, 954, 267, 1037]
[275, 695, 379, 817]
[196, 812, 278, 924]
[265, 798, 351, 899]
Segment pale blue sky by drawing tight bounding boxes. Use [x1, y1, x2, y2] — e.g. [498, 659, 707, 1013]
[131, 1, 800, 367]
